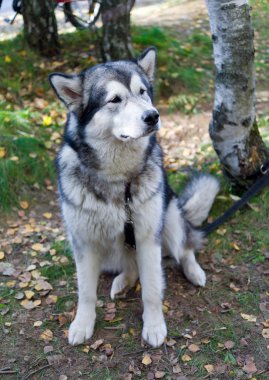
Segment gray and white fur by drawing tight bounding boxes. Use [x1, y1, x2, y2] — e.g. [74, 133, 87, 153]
[49, 48, 219, 348]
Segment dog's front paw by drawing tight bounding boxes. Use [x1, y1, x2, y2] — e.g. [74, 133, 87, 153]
[142, 319, 167, 348]
[68, 315, 94, 346]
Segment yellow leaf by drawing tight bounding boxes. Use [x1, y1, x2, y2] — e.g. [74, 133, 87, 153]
[20, 299, 40, 310]
[43, 212, 52, 219]
[90, 339, 104, 350]
[20, 201, 29, 209]
[181, 354, 192, 362]
[142, 354, 152, 365]
[262, 328, 269, 339]
[40, 329, 53, 341]
[46, 295, 58, 305]
[31, 243, 43, 252]
[7, 280, 16, 288]
[0, 251, 5, 260]
[262, 320, 269, 328]
[25, 290, 35, 300]
[204, 364, 214, 373]
[83, 345, 90, 353]
[10, 156, 19, 161]
[0, 147, 6, 159]
[241, 313, 257, 322]
[5, 55, 12, 63]
[43, 115, 52, 126]
[188, 344, 200, 353]
[19, 282, 29, 288]
[34, 320, 43, 327]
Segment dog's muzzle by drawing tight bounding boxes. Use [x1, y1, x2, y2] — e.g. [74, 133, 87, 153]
[142, 110, 160, 135]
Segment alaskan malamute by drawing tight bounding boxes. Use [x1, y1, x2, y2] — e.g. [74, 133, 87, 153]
[49, 48, 219, 348]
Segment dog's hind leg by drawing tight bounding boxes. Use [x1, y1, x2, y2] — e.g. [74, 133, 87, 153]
[68, 245, 101, 346]
[110, 269, 138, 299]
[110, 251, 138, 299]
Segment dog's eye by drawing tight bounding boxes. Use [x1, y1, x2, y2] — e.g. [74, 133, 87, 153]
[140, 88, 146, 95]
[110, 96, 122, 103]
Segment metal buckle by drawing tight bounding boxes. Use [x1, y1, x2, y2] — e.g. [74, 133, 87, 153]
[260, 164, 268, 175]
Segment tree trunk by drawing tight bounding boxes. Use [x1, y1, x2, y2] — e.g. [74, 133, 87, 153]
[22, 0, 60, 56]
[101, 0, 135, 62]
[205, 0, 269, 186]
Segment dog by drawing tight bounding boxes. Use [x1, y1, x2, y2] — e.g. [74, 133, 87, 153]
[49, 47, 219, 348]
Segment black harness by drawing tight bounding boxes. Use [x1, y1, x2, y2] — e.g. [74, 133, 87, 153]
[124, 182, 136, 250]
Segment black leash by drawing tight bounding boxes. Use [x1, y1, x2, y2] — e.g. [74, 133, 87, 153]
[202, 161, 269, 236]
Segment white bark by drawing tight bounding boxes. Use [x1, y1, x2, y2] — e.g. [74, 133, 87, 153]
[205, 0, 268, 181]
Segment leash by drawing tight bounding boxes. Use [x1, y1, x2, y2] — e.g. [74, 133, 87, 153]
[202, 160, 269, 236]
[123, 160, 269, 245]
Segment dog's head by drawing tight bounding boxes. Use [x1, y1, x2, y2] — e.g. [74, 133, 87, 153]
[49, 48, 160, 143]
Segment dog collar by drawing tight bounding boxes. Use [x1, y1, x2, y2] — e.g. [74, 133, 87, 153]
[124, 182, 136, 250]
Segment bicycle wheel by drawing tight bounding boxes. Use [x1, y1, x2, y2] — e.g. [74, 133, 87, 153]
[63, 0, 101, 29]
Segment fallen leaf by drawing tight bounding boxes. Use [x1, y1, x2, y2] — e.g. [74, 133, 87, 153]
[59, 375, 67, 380]
[31, 243, 43, 252]
[20, 201, 29, 210]
[34, 320, 43, 327]
[82, 345, 90, 353]
[47, 354, 65, 365]
[262, 319, 269, 328]
[204, 364, 214, 373]
[240, 313, 257, 322]
[243, 358, 257, 374]
[172, 364, 182, 374]
[44, 345, 54, 354]
[230, 282, 240, 292]
[181, 354, 192, 362]
[0, 251, 5, 260]
[40, 329, 53, 342]
[262, 328, 269, 339]
[142, 354, 152, 366]
[35, 279, 53, 291]
[24, 290, 35, 300]
[188, 343, 200, 353]
[0, 147, 6, 159]
[90, 339, 104, 350]
[155, 371, 165, 379]
[15, 292, 24, 300]
[6, 280, 16, 288]
[224, 340, 235, 349]
[43, 212, 52, 219]
[20, 299, 41, 310]
[166, 338, 176, 347]
[46, 295, 58, 305]
[43, 115, 52, 126]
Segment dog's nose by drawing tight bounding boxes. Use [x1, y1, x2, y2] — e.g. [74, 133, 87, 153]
[142, 110, 159, 126]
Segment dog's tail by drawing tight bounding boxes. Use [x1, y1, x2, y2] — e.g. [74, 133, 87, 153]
[179, 174, 220, 227]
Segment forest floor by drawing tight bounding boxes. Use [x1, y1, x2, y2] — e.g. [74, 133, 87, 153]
[0, 1, 269, 379]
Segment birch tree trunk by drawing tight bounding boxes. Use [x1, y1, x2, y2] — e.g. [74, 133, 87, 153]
[101, 0, 135, 62]
[22, 0, 60, 56]
[206, 0, 269, 185]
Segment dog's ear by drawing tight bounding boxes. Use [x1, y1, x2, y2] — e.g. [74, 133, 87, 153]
[49, 73, 82, 112]
[137, 47, 156, 82]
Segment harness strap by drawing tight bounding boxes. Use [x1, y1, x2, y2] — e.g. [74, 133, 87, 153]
[202, 167, 269, 236]
[124, 182, 136, 250]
